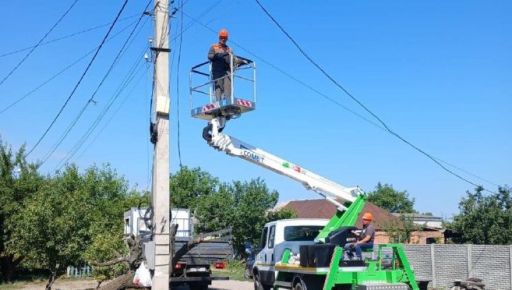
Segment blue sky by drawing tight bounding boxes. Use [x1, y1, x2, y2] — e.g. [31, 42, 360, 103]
[0, 0, 510, 218]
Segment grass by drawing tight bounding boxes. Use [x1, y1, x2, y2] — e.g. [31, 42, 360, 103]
[211, 260, 251, 281]
[0, 282, 30, 289]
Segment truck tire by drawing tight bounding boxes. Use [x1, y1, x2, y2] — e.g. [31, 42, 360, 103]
[244, 267, 252, 279]
[254, 273, 271, 290]
[292, 277, 307, 290]
[189, 282, 208, 290]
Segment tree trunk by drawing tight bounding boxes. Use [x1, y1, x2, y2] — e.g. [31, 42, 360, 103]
[45, 268, 58, 290]
[99, 272, 134, 290]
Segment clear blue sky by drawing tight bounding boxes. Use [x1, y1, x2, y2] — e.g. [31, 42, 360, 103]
[0, 0, 510, 218]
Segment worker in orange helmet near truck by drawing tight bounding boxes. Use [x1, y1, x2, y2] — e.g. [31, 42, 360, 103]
[344, 212, 376, 260]
[207, 28, 247, 101]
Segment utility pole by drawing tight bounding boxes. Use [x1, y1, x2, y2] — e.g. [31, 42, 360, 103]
[151, 0, 170, 288]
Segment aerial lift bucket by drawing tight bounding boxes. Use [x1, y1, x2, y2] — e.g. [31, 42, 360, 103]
[189, 56, 256, 120]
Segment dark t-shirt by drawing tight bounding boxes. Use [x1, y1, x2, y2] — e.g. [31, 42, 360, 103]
[361, 223, 375, 243]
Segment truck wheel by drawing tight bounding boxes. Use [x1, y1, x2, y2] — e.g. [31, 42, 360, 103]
[292, 277, 307, 290]
[254, 273, 271, 290]
[244, 268, 252, 279]
[190, 283, 208, 290]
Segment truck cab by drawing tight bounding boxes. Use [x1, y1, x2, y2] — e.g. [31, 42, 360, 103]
[253, 218, 328, 289]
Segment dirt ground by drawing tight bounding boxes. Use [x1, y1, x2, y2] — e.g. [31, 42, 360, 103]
[17, 279, 253, 290]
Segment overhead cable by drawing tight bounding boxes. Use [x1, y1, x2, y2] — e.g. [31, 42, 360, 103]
[0, 0, 80, 88]
[57, 49, 147, 168]
[41, 1, 151, 165]
[184, 6, 497, 192]
[0, 21, 137, 115]
[27, 0, 129, 157]
[254, 0, 495, 192]
[0, 13, 139, 59]
[175, 0, 184, 167]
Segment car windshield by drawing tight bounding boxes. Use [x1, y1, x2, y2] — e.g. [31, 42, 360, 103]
[284, 225, 324, 241]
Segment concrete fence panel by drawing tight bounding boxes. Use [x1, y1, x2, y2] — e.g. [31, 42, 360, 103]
[404, 244, 512, 290]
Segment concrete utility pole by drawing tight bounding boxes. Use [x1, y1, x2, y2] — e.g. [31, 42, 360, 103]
[151, 0, 170, 288]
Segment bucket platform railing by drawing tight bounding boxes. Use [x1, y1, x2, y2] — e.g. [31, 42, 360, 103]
[189, 55, 256, 120]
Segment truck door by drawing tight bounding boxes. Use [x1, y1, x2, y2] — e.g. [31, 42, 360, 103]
[257, 226, 268, 264]
[257, 224, 276, 286]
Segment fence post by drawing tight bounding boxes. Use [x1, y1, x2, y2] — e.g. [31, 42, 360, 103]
[431, 244, 436, 287]
[467, 244, 472, 278]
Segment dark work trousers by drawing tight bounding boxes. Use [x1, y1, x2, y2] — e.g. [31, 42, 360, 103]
[213, 74, 231, 101]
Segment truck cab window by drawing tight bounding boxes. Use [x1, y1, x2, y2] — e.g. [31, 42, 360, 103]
[260, 226, 268, 248]
[284, 226, 324, 241]
[268, 225, 276, 248]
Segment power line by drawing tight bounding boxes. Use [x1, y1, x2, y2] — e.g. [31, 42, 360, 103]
[183, 7, 498, 192]
[254, 0, 495, 193]
[175, 0, 184, 168]
[181, 10, 386, 131]
[56, 49, 147, 168]
[0, 21, 137, 115]
[0, 13, 139, 59]
[74, 64, 148, 164]
[27, 0, 129, 157]
[41, 1, 151, 165]
[0, 0, 79, 88]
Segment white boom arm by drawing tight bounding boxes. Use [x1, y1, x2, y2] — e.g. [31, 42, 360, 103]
[205, 117, 361, 210]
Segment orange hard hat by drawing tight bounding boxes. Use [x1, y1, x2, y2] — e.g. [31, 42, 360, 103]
[219, 29, 229, 39]
[362, 212, 373, 221]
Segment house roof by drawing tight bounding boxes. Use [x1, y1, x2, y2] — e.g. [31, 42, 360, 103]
[282, 199, 403, 230]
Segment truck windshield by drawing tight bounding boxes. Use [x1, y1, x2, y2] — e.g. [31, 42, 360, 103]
[284, 226, 324, 241]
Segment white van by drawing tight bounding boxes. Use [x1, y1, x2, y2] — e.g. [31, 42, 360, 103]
[252, 218, 328, 290]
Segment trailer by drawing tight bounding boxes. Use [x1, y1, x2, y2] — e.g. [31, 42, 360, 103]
[123, 208, 230, 289]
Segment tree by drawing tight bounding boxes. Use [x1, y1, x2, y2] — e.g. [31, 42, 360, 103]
[381, 214, 417, 243]
[170, 166, 219, 210]
[9, 165, 89, 289]
[266, 207, 296, 223]
[9, 164, 146, 289]
[0, 139, 42, 283]
[367, 182, 415, 213]
[194, 178, 281, 256]
[449, 186, 512, 244]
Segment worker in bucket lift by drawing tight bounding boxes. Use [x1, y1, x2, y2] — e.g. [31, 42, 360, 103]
[344, 212, 375, 260]
[207, 28, 247, 101]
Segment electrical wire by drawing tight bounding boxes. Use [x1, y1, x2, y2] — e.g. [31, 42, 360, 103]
[0, 0, 80, 88]
[57, 49, 147, 168]
[181, 11, 383, 132]
[74, 63, 148, 163]
[181, 10, 499, 191]
[254, 0, 494, 193]
[41, 1, 151, 165]
[175, 0, 184, 168]
[26, 0, 129, 157]
[0, 13, 139, 59]
[0, 21, 137, 115]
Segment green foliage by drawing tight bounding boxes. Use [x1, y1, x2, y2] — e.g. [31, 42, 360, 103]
[367, 182, 415, 213]
[381, 214, 417, 243]
[266, 207, 297, 223]
[193, 178, 280, 256]
[5, 161, 146, 285]
[170, 166, 219, 210]
[194, 184, 235, 233]
[449, 186, 512, 244]
[0, 139, 42, 282]
[8, 165, 90, 279]
[83, 233, 128, 282]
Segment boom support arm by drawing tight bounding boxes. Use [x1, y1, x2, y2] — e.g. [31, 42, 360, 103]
[204, 117, 361, 210]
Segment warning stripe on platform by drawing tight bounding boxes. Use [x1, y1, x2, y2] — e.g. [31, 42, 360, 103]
[236, 99, 253, 108]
